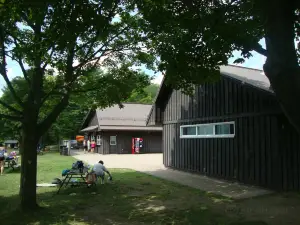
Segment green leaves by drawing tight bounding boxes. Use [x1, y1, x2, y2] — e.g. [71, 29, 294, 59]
[135, 0, 266, 92]
[0, 0, 156, 137]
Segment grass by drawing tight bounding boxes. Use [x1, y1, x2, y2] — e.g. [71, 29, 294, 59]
[0, 153, 299, 225]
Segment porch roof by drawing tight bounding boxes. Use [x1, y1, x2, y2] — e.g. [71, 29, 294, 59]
[80, 125, 98, 133]
[99, 125, 162, 131]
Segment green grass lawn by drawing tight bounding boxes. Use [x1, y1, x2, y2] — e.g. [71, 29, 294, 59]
[0, 153, 299, 225]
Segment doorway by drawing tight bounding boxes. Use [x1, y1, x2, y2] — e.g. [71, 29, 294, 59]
[109, 136, 117, 154]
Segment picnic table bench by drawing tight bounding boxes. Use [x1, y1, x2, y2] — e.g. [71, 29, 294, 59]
[5, 156, 20, 170]
[56, 168, 95, 194]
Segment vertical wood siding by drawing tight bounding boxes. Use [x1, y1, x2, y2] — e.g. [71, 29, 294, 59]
[147, 105, 163, 126]
[88, 112, 98, 126]
[93, 131, 162, 154]
[162, 76, 300, 191]
[147, 107, 156, 126]
[163, 77, 280, 122]
[164, 116, 300, 191]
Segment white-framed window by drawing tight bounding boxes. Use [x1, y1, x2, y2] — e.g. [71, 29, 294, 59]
[110, 136, 117, 145]
[96, 135, 102, 145]
[91, 135, 95, 141]
[180, 121, 235, 138]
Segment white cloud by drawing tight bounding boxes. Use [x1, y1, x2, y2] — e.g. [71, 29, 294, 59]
[151, 74, 163, 85]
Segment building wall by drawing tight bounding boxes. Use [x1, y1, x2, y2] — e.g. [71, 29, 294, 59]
[162, 76, 300, 191]
[94, 130, 162, 154]
[163, 76, 280, 122]
[88, 112, 98, 126]
[147, 107, 155, 126]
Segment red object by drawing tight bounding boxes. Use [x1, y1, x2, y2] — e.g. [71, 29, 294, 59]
[132, 138, 135, 154]
[131, 137, 143, 154]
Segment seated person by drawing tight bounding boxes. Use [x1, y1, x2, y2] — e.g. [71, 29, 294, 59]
[91, 160, 112, 184]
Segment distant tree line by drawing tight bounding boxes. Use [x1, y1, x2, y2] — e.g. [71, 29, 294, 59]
[0, 78, 159, 145]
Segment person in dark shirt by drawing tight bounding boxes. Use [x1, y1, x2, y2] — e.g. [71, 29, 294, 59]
[0, 147, 7, 175]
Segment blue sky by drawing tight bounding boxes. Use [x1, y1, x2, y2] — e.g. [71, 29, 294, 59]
[1, 40, 267, 91]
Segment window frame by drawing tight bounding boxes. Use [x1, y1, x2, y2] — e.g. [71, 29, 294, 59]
[90, 135, 95, 141]
[96, 135, 102, 145]
[110, 136, 117, 145]
[180, 121, 235, 139]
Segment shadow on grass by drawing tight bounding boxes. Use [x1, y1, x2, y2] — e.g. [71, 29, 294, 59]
[5, 167, 21, 174]
[0, 170, 269, 225]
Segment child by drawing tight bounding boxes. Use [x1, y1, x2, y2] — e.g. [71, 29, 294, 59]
[91, 140, 96, 153]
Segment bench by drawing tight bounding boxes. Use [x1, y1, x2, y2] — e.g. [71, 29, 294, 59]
[5, 156, 20, 170]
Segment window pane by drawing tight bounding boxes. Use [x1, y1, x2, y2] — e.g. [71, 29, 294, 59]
[197, 125, 214, 135]
[182, 127, 196, 135]
[110, 136, 116, 145]
[96, 135, 101, 145]
[215, 124, 234, 135]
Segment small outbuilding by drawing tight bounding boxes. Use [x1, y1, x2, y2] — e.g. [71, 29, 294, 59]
[81, 103, 162, 154]
[4, 140, 19, 149]
[147, 65, 300, 191]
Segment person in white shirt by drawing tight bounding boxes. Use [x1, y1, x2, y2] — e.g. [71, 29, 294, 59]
[83, 140, 87, 153]
[91, 160, 112, 184]
[87, 139, 91, 153]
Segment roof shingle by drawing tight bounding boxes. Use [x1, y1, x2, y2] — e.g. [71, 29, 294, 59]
[220, 65, 272, 92]
[96, 103, 153, 127]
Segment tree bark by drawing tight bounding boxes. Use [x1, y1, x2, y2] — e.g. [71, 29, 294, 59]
[19, 123, 39, 210]
[262, 0, 300, 133]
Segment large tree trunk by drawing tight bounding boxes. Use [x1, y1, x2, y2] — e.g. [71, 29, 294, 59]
[262, 0, 300, 133]
[19, 123, 39, 210]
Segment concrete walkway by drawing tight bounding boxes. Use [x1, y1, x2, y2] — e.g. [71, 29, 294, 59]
[71, 151, 273, 199]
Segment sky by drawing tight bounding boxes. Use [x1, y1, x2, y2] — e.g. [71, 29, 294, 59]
[0, 40, 267, 92]
[143, 39, 267, 85]
[149, 48, 267, 85]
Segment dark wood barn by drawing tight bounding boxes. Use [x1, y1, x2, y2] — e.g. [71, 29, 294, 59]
[147, 65, 300, 191]
[81, 103, 162, 154]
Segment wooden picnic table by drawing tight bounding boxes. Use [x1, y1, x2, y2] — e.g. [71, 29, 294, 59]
[5, 156, 20, 170]
[56, 168, 89, 194]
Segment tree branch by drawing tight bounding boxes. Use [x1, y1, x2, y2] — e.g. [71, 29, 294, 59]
[0, 27, 25, 108]
[0, 113, 23, 121]
[18, 58, 30, 83]
[10, 35, 31, 84]
[0, 100, 22, 115]
[252, 43, 268, 57]
[42, 47, 55, 71]
[37, 94, 70, 135]
[74, 25, 130, 70]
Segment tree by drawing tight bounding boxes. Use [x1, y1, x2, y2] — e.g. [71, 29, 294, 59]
[136, 0, 300, 132]
[0, 0, 154, 210]
[0, 75, 158, 146]
[0, 76, 28, 144]
[126, 83, 159, 104]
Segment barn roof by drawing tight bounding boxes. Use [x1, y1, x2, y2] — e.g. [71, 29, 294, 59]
[81, 103, 162, 132]
[4, 140, 18, 144]
[146, 65, 273, 125]
[220, 65, 272, 93]
[97, 103, 152, 126]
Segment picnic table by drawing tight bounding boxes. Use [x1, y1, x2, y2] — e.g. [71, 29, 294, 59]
[56, 168, 90, 194]
[5, 156, 20, 170]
